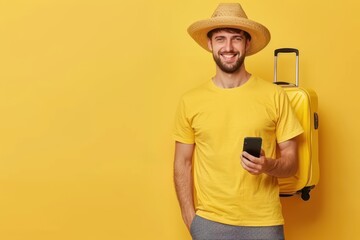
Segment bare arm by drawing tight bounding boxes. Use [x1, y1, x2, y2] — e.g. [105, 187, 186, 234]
[241, 137, 298, 178]
[173, 141, 196, 230]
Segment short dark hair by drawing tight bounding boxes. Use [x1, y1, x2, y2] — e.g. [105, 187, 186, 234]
[207, 28, 251, 41]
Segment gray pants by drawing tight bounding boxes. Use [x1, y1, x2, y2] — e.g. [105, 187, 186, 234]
[190, 215, 285, 240]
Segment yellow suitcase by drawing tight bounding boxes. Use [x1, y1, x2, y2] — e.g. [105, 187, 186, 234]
[274, 48, 319, 201]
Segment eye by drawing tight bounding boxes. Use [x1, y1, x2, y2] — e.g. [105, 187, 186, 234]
[214, 36, 225, 42]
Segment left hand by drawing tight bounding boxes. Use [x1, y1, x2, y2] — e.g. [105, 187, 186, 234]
[241, 149, 275, 175]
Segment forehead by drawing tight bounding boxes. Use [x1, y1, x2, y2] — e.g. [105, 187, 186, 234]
[211, 29, 246, 37]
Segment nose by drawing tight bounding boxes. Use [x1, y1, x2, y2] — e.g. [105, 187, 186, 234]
[224, 39, 234, 52]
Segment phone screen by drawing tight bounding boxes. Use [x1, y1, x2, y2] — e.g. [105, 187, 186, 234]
[243, 137, 262, 158]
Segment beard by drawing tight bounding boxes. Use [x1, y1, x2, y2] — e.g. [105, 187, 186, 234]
[212, 51, 245, 74]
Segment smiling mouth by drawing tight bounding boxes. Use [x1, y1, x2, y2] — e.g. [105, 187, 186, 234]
[220, 52, 239, 62]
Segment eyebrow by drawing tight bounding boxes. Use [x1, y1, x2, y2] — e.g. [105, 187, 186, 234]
[213, 33, 245, 39]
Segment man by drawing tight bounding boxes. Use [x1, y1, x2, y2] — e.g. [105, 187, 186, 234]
[173, 3, 303, 240]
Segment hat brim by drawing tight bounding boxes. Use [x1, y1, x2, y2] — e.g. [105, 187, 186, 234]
[188, 17, 271, 56]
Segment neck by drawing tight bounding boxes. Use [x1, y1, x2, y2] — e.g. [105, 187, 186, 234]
[212, 66, 251, 88]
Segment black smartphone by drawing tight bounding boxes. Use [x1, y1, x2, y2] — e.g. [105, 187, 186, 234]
[243, 137, 262, 158]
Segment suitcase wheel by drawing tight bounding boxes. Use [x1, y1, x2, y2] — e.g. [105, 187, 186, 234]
[300, 186, 314, 201]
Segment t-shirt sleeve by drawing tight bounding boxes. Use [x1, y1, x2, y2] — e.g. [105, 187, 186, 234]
[276, 88, 304, 143]
[173, 98, 195, 144]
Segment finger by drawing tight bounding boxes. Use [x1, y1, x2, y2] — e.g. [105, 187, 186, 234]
[260, 149, 265, 156]
[241, 154, 260, 172]
[242, 153, 264, 174]
[241, 159, 260, 175]
[241, 159, 254, 172]
[242, 151, 254, 162]
[242, 151, 260, 164]
[241, 155, 252, 167]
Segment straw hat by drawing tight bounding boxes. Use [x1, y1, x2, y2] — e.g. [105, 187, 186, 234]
[187, 3, 271, 56]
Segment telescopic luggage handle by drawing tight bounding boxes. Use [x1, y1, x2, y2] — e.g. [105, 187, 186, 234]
[274, 48, 299, 87]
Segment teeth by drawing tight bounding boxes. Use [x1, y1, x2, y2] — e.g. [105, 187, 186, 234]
[222, 53, 237, 59]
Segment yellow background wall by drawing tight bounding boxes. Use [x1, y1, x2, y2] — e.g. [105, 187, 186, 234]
[0, 0, 359, 239]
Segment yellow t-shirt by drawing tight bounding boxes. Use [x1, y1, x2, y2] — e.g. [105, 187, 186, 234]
[173, 75, 304, 226]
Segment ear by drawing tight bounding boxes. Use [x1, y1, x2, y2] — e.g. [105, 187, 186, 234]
[207, 38, 213, 51]
[245, 39, 251, 51]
